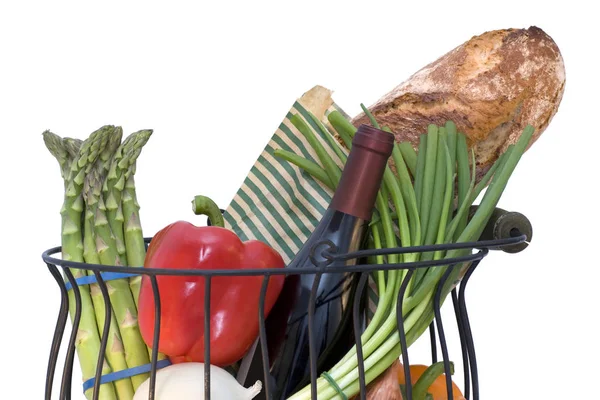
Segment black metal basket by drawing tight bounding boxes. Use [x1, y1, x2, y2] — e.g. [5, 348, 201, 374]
[42, 207, 532, 400]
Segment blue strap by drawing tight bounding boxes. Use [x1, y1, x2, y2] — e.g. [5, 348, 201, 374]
[83, 359, 172, 393]
[65, 272, 141, 291]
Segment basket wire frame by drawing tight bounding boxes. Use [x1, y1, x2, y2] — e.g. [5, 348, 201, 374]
[42, 228, 528, 400]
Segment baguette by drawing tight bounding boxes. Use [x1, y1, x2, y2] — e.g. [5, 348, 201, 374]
[352, 26, 566, 180]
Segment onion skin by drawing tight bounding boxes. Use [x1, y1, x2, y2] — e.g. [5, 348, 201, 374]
[133, 363, 262, 400]
[350, 359, 403, 400]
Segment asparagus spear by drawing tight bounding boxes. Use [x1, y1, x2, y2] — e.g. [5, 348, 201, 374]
[43, 131, 71, 185]
[45, 126, 118, 400]
[82, 128, 136, 399]
[63, 137, 84, 161]
[83, 129, 123, 265]
[122, 174, 145, 300]
[103, 130, 152, 264]
[119, 136, 170, 363]
[103, 130, 151, 299]
[122, 135, 172, 368]
[96, 131, 153, 390]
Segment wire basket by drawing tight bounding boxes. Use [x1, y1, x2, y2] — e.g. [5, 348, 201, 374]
[42, 207, 532, 400]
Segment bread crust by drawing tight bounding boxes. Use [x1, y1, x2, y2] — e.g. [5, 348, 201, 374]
[352, 26, 566, 179]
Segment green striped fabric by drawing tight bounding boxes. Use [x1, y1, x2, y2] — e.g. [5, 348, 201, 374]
[223, 100, 379, 318]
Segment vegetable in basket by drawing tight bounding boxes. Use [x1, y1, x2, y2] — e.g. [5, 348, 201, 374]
[348, 359, 464, 399]
[349, 359, 404, 400]
[240, 121, 395, 399]
[137, 195, 286, 367]
[44, 126, 161, 400]
[133, 362, 263, 399]
[44, 127, 120, 400]
[397, 363, 465, 400]
[274, 106, 534, 400]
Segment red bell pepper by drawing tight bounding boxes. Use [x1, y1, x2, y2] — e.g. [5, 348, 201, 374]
[137, 196, 285, 366]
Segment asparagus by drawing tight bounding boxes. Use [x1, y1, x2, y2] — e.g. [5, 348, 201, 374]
[63, 137, 84, 161]
[122, 175, 145, 300]
[45, 126, 118, 400]
[42, 131, 72, 185]
[82, 128, 136, 399]
[103, 130, 152, 262]
[93, 130, 155, 390]
[83, 128, 123, 265]
[103, 131, 151, 297]
[119, 136, 170, 364]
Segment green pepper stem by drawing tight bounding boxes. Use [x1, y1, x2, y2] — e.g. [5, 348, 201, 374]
[412, 361, 455, 400]
[192, 195, 224, 227]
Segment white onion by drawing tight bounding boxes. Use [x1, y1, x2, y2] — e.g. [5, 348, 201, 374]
[133, 362, 262, 400]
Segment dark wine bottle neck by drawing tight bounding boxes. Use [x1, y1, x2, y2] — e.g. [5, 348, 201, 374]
[330, 125, 394, 221]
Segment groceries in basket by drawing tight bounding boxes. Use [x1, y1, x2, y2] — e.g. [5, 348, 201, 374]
[42, 25, 562, 400]
[133, 363, 263, 400]
[137, 208, 286, 367]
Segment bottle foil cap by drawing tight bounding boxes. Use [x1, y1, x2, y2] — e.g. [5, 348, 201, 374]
[330, 125, 395, 221]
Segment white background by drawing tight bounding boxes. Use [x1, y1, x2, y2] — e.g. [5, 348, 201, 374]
[1, 1, 598, 399]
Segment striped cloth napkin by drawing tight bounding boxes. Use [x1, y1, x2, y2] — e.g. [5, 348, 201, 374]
[223, 85, 378, 318]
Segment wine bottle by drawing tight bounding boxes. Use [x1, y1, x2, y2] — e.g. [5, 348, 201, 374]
[237, 124, 394, 399]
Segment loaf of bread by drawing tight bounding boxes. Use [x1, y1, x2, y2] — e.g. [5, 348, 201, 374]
[351, 26, 565, 180]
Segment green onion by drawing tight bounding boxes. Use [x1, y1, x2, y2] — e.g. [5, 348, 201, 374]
[327, 110, 357, 147]
[361, 103, 381, 129]
[398, 142, 418, 177]
[419, 125, 439, 241]
[454, 133, 471, 241]
[439, 125, 534, 299]
[391, 144, 421, 247]
[282, 109, 535, 400]
[423, 130, 448, 247]
[272, 149, 334, 190]
[414, 134, 428, 212]
[290, 113, 342, 186]
[445, 121, 458, 217]
[433, 138, 455, 260]
[445, 149, 476, 242]
[445, 121, 458, 171]
[470, 145, 513, 204]
[411, 128, 446, 288]
[307, 111, 348, 162]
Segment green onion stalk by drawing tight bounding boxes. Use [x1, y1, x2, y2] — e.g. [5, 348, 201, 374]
[44, 127, 119, 400]
[274, 109, 534, 400]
